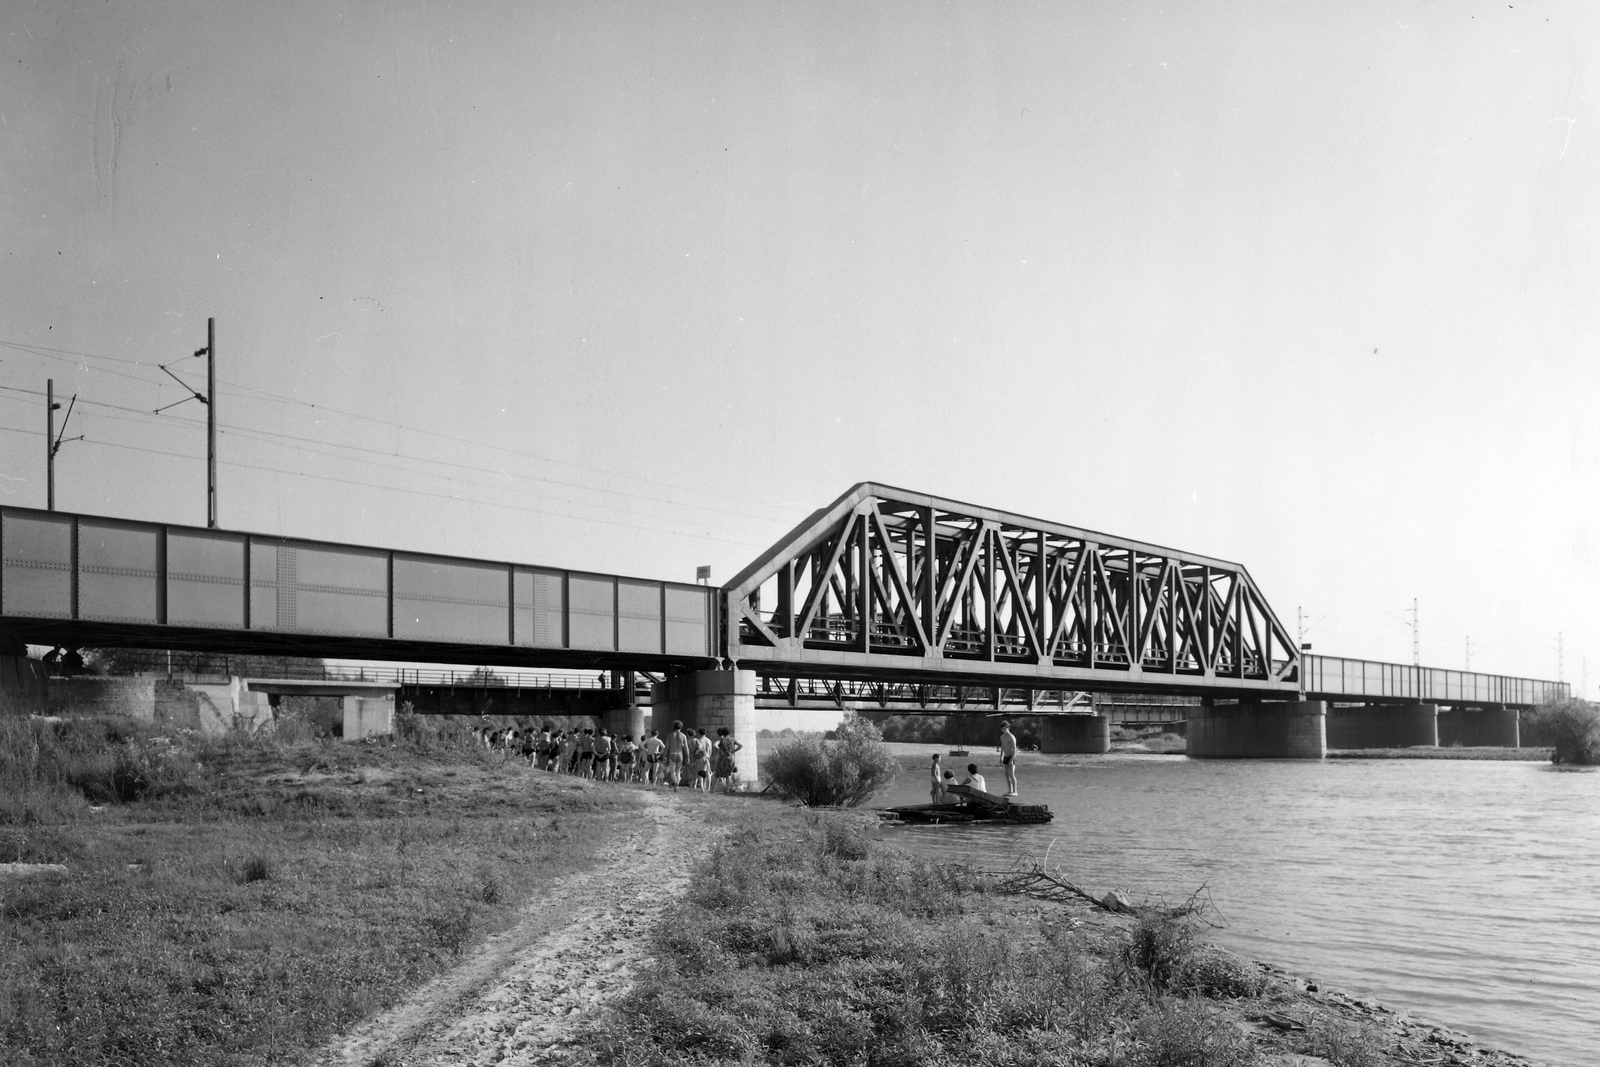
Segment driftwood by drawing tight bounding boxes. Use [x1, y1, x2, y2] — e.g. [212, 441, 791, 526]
[987, 863, 1219, 923]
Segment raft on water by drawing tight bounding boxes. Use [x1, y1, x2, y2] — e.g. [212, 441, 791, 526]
[880, 783, 1053, 825]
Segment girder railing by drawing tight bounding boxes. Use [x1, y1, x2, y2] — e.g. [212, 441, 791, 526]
[724, 483, 1300, 697]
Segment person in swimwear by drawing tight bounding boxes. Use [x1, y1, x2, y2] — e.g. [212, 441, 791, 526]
[642, 729, 665, 784]
[998, 720, 1019, 796]
[691, 727, 713, 792]
[593, 728, 614, 781]
[615, 734, 637, 781]
[666, 720, 690, 790]
[576, 728, 595, 779]
[929, 753, 948, 805]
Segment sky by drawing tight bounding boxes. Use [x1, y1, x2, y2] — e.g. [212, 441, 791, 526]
[2, 1, 1596, 692]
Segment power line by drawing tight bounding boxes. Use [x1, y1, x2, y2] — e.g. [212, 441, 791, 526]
[0, 380, 782, 526]
[0, 336, 790, 516]
[0, 422, 775, 550]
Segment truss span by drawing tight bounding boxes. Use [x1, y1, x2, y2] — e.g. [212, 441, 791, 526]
[724, 483, 1301, 698]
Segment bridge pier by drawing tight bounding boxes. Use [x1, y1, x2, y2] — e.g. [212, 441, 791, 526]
[650, 669, 757, 784]
[1437, 705, 1519, 748]
[1327, 703, 1438, 749]
[342, 695, 394, 740]
[1187, 700, 1326, 759]
[1040, 713, 1111, 754]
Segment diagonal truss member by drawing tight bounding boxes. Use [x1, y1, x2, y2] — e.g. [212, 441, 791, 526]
[723, 483, 1300, 698]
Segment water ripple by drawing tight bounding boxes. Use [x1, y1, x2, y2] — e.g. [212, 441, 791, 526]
[878, 756, 1600, 1066]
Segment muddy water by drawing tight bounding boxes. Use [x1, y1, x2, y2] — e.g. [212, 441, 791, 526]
[875, 754, 1600, 1067]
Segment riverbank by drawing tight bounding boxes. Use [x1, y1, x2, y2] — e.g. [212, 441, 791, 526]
[0, 717, 640, 1066]
[1330, 745, 1552, 760]
[580, 802, 1543, 1066]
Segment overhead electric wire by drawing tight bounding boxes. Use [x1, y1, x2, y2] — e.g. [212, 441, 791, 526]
[0, 390, 772, 537]
[0, 336, 789, 517]
[0, 421, 773, 550]
[214, 422, 775, 525]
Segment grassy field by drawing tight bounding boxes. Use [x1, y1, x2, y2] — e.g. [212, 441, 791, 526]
[581, 807, 1410, 1067]
[0, 715, 639, 1067]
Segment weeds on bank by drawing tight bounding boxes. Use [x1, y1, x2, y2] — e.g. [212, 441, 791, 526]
[589, 811, 1269, 1067]
[0, 714, 638, 1067]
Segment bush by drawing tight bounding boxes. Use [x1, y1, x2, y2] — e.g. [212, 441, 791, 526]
[1116, 912, 1264, 998]
[1133, 998, 1260, 1066]
[0, 717, 206, 820]
[764, 715, 899, 806]
[1527, 699, 1600, 765]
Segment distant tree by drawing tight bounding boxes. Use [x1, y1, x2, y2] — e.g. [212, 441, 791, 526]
[764, 714, 899, 807]
[1528, 699, 1600, 765]
[464, 666, 504, 686]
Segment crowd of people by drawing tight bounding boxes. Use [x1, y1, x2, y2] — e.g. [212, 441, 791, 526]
[495, 719, 745, 793]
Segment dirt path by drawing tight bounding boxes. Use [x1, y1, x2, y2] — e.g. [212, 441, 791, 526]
[313, 790, 711, 1067]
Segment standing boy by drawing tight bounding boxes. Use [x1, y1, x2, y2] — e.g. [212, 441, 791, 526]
[998, 720, 1019, 796]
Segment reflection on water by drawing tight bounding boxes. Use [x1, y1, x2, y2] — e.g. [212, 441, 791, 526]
[877, 754, 1600, 1067]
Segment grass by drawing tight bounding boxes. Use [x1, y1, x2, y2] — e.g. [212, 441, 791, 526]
[582, 809, 1273, 1067]
[0, 714, 639, 1067]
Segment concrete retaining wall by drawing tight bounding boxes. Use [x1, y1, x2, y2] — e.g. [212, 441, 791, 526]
[1040, 714, 1111, 753]
[1327, 703, 1438, 749]
[30, 672, 273, 734]
[1188, 701, 1327, 759]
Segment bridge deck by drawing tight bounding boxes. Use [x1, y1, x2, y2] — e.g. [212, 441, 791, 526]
[0, 506, 719, 673]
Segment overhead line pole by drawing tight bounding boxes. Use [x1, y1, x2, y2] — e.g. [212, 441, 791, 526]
[46, 379, 57, 510]
[208, 317, 216, 528]
[45, 378, 81, 511]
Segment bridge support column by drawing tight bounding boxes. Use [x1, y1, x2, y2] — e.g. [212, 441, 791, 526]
[1, 654, 49, 716]
[343, 695, 393, 740]
[1437, 705, 1519, 748]
[1040, 714, 1111, 754]
[602, 670, 646, 742]
[1327, 703, 1438, 749]
[1188, 701, 1326, 759]
[650, 669, 757, 785]
[603, 703, 646, 742]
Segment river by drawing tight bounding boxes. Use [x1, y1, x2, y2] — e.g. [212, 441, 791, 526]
[874, 750, 1600, 1067]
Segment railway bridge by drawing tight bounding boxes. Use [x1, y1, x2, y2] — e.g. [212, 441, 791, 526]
[0, 483, 1569, 778]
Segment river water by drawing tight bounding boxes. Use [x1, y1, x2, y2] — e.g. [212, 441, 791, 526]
[875, 752, 1600, 1067]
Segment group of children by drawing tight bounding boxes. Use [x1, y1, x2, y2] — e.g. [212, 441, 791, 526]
[928, 720, 1021, 804]
[528, 720, 745, 792]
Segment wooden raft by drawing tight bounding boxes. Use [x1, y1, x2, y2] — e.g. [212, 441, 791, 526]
[881, 783, 1053, 825]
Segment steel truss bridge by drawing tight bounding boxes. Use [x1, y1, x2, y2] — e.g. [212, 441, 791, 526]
[0, 485, 1568, 710]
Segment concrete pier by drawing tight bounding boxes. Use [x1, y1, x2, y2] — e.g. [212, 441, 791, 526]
[342, 695, 394, 739]
[649, 669, 757, 783]
[1187, 700, 1327, 759]
[1437, 705, 1519, 748]
[1327, 703, 1438, 749]
[1040, 713, 1111, 753]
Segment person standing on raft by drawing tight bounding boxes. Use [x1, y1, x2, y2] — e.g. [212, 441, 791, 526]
[929, 753, 948, 805]
[998, 721, 1019, 796]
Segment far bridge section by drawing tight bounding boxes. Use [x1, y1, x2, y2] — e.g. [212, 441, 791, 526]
[724, 483, 1302, 698]
[0, 506, 719, 674]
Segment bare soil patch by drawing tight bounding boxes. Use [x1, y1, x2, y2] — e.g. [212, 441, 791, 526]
[314, 789, 716, 1067]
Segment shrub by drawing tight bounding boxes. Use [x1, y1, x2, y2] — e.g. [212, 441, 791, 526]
[234, 855, 272, 884]
[1528, 699, 1600, 765]
[1302, 1017, 1389, 1067]
[1116, 912, 1264, 998]
[1134, 998, 1260, 1066]
[764, 715, 899, 806]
